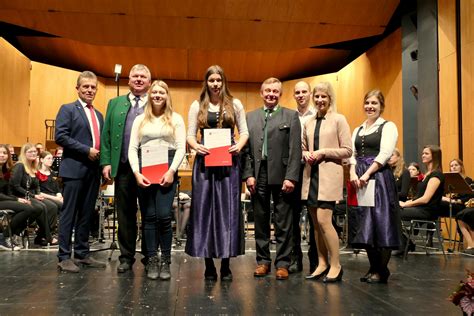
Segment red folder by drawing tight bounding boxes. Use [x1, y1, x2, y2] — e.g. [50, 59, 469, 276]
[142, 163, 168, 184]
[140, 145, 168, 184]
[346, 180, 358, 206]
[205, 145, 232, 167]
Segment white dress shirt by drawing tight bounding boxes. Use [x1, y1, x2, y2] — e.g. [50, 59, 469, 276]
[78, 98, 101, 149]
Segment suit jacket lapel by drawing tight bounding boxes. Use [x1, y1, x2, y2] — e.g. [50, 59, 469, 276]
[123, 93, 132, 110]
[75, 101, 92, 135]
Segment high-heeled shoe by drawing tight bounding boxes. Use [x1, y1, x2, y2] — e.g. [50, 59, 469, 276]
[305, 266, 330, 280]
[322, 267, 343, 283]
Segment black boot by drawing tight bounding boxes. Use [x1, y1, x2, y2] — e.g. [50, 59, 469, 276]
[204, 258, 217, 281]
[220, 258, 233, 281]
[146, 256, 160, 280]
[362, 247, 379, 282]
[160, 256, 171, 280]
[367, 248, 391, 284]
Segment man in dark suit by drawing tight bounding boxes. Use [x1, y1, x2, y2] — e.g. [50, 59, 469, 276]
[100, 64, 151, 273]
[55, 71, 105, 272]
[243, 77, 302, 280]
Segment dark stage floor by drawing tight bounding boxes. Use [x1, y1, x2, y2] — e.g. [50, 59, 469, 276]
[0, 241, 472, 315]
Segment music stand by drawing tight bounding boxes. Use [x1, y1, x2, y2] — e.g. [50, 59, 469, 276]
[91, 183, 118, 260]
[443, 172, 474, 251]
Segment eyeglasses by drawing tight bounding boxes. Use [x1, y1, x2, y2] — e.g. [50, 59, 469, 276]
[26, 150, 37, 154]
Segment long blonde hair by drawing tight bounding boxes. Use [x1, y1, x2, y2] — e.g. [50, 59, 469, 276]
[18, 143, 38, 176]
[392, 148, 406, 179]
[138, 80, 175, 140]
[197, 65, 235, 129]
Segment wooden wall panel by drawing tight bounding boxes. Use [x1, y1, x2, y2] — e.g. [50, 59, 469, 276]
[5, 29, 401, 156]
[29, 62, 107, 150]
[461, 0, 474, 177]
[438, 0, 459, 171]
[0, 38, 30, 147]
[280, 30, 403, 153]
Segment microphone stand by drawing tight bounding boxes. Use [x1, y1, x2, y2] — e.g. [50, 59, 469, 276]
[90, 189, 118, 261]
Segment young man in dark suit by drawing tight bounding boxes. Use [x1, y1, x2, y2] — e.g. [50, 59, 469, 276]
[55, 71, 105, 272]
[243, 77, 302, 280]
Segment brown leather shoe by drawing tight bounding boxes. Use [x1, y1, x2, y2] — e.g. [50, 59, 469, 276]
[276, 267, 289, 280]
[58, 259, 80, 273]
[74, 257, 107, 268]
[254, 264, 271, 277]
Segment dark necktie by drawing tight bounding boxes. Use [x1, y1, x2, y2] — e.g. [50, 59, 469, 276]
[86, 103, 101, 150]
[262, 108, 273, 159]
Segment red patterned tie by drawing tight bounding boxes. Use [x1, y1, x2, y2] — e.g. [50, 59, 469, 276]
[86, 104, 100, 150]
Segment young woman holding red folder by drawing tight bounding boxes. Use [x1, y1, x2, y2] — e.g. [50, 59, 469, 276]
[128, 80, 186, 280]
[185, 65, 249, 281]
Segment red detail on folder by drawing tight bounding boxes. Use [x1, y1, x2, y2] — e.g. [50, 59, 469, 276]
[205, 145, 232, 167]
[346, 180, 358, 206]
[142, 163, 168, 184]
[346, 179, 375, 207]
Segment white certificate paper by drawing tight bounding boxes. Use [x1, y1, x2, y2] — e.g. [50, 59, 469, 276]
[204, 128, 231, 148]
[356, 179, 375, 207]
[203, 128, 232, 167]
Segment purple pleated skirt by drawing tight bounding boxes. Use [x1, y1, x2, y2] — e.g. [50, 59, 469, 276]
[185, 154, 245, 258]
[348, 156, 401, 249]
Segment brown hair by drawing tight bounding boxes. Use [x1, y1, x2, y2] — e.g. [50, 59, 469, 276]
[364, 89, 385, 114]
[76, 71, 97, 87]
[449, 158, 466, 177]
[197, 65, 235, 129]
[0, 144, 13, 177]
[38, 151, 53, 170]
[424, 145, 442, 173]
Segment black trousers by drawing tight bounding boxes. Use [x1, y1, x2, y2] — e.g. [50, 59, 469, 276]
[58, 170, 100, 261]
[115, 161, 140, 264]
[291, 166, 304, 260]
[0, 200, 41, 236]
[31, 198, 58, 242]
[252, 161, 295, 268]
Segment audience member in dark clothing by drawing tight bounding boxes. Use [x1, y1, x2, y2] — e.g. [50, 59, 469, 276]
[9, 143, 58, 246]
[388, 148, 411, 202]
[0, 144, 41, 250]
